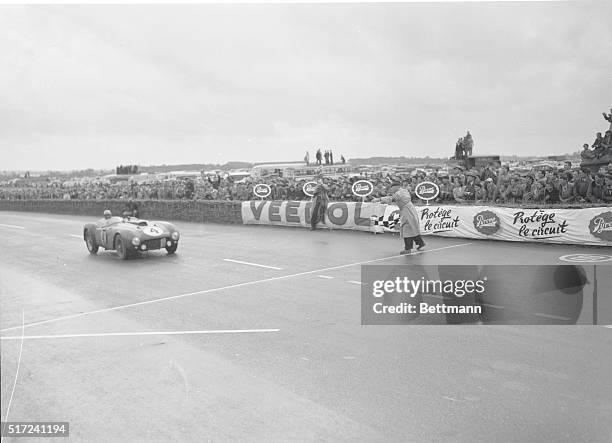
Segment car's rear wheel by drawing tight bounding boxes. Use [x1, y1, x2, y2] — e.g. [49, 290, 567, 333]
[115, 235, 129, 260]
[85, 230, 98, 254]
[166, 242, 178, 254]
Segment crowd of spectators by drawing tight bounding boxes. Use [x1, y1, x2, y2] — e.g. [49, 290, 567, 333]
[2, 161, 611, 205]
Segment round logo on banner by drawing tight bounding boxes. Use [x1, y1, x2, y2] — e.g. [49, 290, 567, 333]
[414, 181, 440, 201]
[473, 210, 501, 235]
[352, 180, 374, 198]
[253, 183, 271, 198]
[303, 181, 317, 197]
[588, 211, 612, 242]
[559, 254, 612, 263]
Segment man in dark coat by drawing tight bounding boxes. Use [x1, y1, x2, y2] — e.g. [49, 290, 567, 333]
[310, 176, 329, 230]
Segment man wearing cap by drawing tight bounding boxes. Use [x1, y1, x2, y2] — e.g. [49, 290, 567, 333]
[379, 185, 425, 255]
[483, 177, 498, 203]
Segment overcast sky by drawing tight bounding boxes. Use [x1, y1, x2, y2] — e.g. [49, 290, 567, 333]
[1, 2, 611, 171]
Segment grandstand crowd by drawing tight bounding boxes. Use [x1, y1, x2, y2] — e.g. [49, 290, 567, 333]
[2, 162, 611, 205]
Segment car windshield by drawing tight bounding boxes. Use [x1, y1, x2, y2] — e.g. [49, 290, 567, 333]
[125, 219, 148, 226]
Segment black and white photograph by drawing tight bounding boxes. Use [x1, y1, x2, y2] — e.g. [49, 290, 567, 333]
[1, 0, 611, 441]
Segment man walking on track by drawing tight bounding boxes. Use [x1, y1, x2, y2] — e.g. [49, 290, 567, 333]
[380, 185, 425, 254]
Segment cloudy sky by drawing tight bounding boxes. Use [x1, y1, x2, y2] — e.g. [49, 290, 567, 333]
[1, 1, 611, 171]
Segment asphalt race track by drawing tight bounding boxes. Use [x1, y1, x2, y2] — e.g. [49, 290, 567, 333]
[1, 211, 611, 442]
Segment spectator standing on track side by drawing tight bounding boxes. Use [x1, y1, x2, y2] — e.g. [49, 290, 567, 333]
[310, 175, 329, 231]
[324, 150, 330, 165]
[330, 150, 334, 165]
[341, 155, 346, 164]
[316, 149, 322, 165]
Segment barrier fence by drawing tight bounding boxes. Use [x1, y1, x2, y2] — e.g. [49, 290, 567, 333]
[241, 200, 612, 246]
[0, 199, 243, 224]
[1, 199, 610, 246]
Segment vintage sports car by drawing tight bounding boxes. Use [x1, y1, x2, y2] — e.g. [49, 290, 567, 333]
[83, 213, 180, 259]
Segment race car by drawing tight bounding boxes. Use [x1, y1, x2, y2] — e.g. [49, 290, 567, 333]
[83, 211, 180, 259]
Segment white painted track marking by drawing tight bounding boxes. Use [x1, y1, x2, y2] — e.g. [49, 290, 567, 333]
[317, 275, 334, 279]
[347, 281, 362, 285]
[223, 259, 283, 270]
[69, 234, 82, 238]
[0, 242, 472, 333]
[2, 310, 24, 437]
[0, 329, 280, 340]
[0, 223, 26, 230]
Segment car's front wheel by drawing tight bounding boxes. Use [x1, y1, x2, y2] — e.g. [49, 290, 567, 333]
[85, 230, 99, 254]
[166, 242, 178, 255]
[115, 235, 129, 260]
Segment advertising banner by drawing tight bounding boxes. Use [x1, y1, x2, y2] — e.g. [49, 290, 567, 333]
[242, 201, 612, 246]
[241, 200, 385, 231]
[383, 204, 611, 246]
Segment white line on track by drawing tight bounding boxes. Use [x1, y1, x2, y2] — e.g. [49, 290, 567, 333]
[223, 258, 282, 270]
[347, 281, 362, 285]
[0, 242, 472, 333]
[69, 234, 82, 238]
[0, 223, 26, 230]
[0, 329, 280, 340]
[2, 310, 24, 437]
[317, 275, 334, 279]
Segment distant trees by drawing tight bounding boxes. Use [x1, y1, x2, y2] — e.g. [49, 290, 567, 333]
[116, 165, 139, 175]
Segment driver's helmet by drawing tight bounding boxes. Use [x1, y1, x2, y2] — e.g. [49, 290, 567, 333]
[103, 209, 112, 219]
